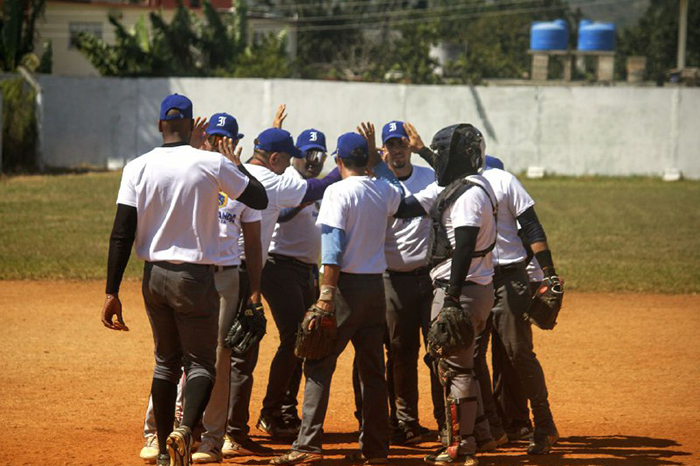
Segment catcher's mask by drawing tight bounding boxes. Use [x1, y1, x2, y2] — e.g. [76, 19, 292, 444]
[431, 124, 485, 187]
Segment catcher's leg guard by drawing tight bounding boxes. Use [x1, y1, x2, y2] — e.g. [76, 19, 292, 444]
[435, 358, 479, 458]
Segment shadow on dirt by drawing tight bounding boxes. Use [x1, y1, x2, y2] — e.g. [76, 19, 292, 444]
[243, 434, 692, 465]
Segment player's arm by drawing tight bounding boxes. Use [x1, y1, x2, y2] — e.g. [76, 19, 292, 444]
[235, 164, 268, 210]
[446, 226, 480, 301]
[404, 122, 437, 168]
[241, 219, 263, 305]
[311, 224, 346, 318]
[278, 202, 313, 223]
[517, 206, 558, 278]
[300, 168, 341, 203]
[102, 203, 137, 331]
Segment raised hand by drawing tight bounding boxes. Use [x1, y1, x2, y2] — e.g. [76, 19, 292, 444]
[219, 137, 242, 165]
[357, 122, 380, 167]
[273, 104, 287, 129]
[403, 122, 425, 153]
[190, 116, 209, 149]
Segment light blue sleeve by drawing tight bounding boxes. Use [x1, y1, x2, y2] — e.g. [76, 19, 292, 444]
[321, 224, 346, 266]
[372, 161, 405, 198]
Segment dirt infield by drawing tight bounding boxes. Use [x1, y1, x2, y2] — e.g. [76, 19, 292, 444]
[1, 280, 699, 466]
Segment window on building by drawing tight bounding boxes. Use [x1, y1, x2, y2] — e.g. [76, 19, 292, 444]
[69, 22, 103, 49]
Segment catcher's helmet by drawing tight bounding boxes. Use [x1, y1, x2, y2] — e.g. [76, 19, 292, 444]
[431, 124, 485, 187]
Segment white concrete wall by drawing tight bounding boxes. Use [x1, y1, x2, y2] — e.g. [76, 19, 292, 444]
[36, 76, 700, 178]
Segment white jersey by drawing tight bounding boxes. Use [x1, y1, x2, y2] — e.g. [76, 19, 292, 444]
[269, 166, 321, 265]
[482, 167, 535, 266]
[384, 166, 435, 272]
[240, 163, 307, 263]
[428, 174, 497, 286]
[116, 144, 249, 264]
[217, 193, 262, 266]
[317, 176, 402, 274]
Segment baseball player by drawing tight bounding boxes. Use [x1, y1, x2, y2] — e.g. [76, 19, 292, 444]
[191, 113, 266, 463]
[271, 131, 402, 465]
[257, 128, 329, 439]
[474, 153, 562, 455]
[390, 123, 497, 465]
[101, 94, 267, 466]
[377, 120, 441, 444]
[224, 124, 340, 456]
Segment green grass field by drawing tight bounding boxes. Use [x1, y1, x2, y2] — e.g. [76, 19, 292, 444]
[1, 172, 699, 293]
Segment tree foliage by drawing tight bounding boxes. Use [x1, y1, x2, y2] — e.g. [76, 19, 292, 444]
[0, 0, 49, 71]
[617, 0, 700, 84]
[75, 0, 291, 77]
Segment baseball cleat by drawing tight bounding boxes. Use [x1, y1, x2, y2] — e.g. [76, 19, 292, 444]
[476, 438, 497, 453]
[166, 426, 193, 466]
[223, 434, 274, 456]
[391, 421, 425, 445]
[345, 452, 389, 464]
[156, 453, 170, 466]
[191, 442, 222, 463]
[269, 450, 323, 465]
[140, 434, 159, 463]
[424, 447, 477, 465]
[527, 429, 559, 455]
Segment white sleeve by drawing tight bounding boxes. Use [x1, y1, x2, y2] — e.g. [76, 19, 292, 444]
[413, 182, 442, 213]
[218, 157, 250, 199]
[277, 172, 308, 208]
[451, 188, 484, 229]
[116, 163, 137, 207]
[316, 186, 347, 231]
[507, 174, 535, 217]
[386, 182, 402, 216]
[241, 205, 262, 223]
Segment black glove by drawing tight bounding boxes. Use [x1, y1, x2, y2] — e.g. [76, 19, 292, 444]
[524, 275, 564, 330]
[426, 295, 474, 358]
[294, 304, 337, 360]
[224, 302, 267, 354]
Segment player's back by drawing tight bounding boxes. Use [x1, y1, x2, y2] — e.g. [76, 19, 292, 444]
[318, 176, 401, 274]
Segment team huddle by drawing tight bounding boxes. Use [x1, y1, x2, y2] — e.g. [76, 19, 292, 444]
[100, 93, 564, 466]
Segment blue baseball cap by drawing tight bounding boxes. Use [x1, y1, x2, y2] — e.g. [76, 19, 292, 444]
[333, 132, 368, 161]
[381, 120, 408, 143]
[206, 113, 244, 140]
[485, 155, 504, 170]
[160, 94, 193, 120]
[296, 129, 327, 153]
[255, 128, 302, 158]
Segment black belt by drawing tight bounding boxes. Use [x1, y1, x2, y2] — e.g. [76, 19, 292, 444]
[386, 265, 432, 276]
[433, 278, 479, 290]
[268, 253, 314, 270]
[214, 264, 239, 273]
[493, 260, 525, 278]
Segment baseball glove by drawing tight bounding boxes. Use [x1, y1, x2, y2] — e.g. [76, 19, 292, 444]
[427, 300, 474, 359]
[524, 276, 564, 330]
[224, 302, 267, 355]
[294, 304, 337, 360]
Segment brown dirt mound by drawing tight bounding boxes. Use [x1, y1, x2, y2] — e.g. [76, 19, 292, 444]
[1, 281, 698, 465]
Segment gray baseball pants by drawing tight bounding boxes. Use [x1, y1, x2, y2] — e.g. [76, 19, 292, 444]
[199, 266, 240, 450]
[226, 266, 258, 437]
[431, 283, 494, 456]
[143, 261, 219, 385]
[384, 271, 443, 426]
[293, 273, 391, 458]
[490, 263, 554, 432]
[260, 255, 315, 419]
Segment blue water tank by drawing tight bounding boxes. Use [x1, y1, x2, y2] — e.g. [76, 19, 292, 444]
[578, 21, 616, 51]
[530, 20, 568, 51]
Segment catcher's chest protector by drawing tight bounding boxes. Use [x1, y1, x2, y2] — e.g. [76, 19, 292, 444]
[427, 179, 497, 268]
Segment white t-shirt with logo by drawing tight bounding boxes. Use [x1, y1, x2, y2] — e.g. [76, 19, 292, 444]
[116, 145, 249, 264]
[429, 175, 497, 286]
[240, 163, 307, 263]
[482, 167, 535, 266]
[217, 193, 262, 266]
[317, 176, 402, 274]
[269, 166, 321, 265]
[384, 165, 435, 272]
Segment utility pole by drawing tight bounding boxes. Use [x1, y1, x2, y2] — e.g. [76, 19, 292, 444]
[677, 0, 688, 70]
